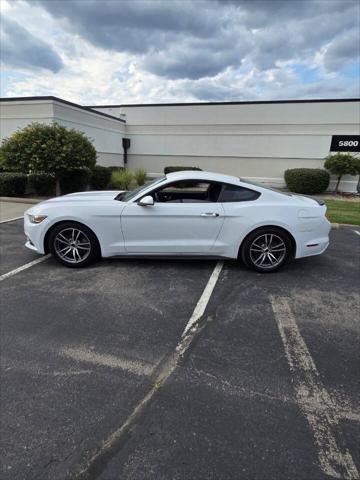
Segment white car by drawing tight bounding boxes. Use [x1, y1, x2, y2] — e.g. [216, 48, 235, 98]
[24, 170, 331, 272]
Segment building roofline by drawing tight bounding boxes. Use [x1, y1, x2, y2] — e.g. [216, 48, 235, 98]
[86, 98, 360, 108]
[0, 96, 126, 123]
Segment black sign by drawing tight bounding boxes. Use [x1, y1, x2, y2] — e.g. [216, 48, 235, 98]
[330, 135, 360, 152]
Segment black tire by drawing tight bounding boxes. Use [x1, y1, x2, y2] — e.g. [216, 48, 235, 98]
[48, 221, 100, 268]
[241, 227, 292, 273]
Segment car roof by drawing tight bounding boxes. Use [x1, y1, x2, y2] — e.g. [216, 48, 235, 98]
[165, 170, 241, 185]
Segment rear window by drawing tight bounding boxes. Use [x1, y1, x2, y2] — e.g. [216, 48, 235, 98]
[219, 184, 261, 202]
[240, 178, 292, 196]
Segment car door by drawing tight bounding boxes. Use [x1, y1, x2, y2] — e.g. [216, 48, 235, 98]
[121, 180, 225, 254]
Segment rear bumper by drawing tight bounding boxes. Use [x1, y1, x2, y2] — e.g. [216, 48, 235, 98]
[295, 219, 331, 258]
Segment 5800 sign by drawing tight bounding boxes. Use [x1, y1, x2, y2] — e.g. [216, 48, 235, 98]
[330, 135, 360, 152]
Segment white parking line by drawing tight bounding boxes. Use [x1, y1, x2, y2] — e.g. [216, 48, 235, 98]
[270, 296, 359, 480]
[0, 255, 50, 282]
[61, 347, 155, 377]
[182, 260, 224, 337]
[0, 216, 24, 224]
[74, 260, 224, 479]
[353, 230, 360, 237]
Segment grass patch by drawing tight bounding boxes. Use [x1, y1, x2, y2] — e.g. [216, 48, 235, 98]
[324, 199, 360, 225]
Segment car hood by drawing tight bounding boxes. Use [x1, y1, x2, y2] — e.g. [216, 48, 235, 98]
[39, 190, 124, 205]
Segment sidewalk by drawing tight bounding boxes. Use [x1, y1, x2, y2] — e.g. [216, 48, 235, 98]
[0, 197, 42, 222]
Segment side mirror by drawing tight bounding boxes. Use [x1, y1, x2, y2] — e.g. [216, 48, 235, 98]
[138, 195, 154, 206]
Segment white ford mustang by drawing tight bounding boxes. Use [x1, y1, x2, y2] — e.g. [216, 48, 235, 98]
[24, 170, 331, 272]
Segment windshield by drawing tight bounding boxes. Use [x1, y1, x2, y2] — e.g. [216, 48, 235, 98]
[115, 176, 166, 202]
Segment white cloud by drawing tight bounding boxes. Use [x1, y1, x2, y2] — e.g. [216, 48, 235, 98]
[0, 0, 359, 103]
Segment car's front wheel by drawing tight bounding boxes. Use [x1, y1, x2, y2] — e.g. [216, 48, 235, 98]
[241, 227, 292, 272]
[49, 222, 100, 268]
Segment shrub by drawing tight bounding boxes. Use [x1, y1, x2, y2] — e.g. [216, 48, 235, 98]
[0, 122, 96, 195]
[324, 153, 360, 192]
[164, 166, 202, 174]
[134, 168, 147, 186]
[0, 173, 27, 196]
[284, 168, 330, 194]
[109, 169, 133, 190]
[108, 166, 124, 173]
[0, 150, 5, 169]
[91, 165, 112, 190]
[60, 168, 92, 194]
[28, 173, 55, 196]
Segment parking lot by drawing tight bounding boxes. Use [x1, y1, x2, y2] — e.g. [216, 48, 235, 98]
[1, 217, 359, 480]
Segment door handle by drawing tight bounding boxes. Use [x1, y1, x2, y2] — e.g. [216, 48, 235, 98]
[200, 213, 220, 217]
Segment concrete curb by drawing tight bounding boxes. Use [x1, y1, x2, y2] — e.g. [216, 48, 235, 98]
[331, 223, 360, 228]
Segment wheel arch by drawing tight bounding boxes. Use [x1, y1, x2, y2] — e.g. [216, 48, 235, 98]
[43, 220, 102, 255]
[238, 225, 297, 259]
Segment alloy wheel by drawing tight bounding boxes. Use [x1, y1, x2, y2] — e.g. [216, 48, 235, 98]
[249, 233, 286, 269]
[54, 227, 91, 264]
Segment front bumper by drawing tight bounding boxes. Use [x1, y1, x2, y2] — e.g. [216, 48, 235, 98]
[24, 214, 47, 254]
[25, 239, 41, 253]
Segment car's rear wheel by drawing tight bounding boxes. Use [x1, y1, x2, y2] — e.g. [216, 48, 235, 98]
[241, 227, 292, 272]
[49, 222, 100, 268]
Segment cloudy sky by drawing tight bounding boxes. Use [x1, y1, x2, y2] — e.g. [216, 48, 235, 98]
[1, 0, 359, 105]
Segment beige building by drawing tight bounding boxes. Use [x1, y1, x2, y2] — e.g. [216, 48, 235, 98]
[0, 97, 126, 166]
[1, 96, 359, 191]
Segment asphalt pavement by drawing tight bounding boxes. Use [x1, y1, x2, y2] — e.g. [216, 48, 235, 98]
[0, 219, 359, 480]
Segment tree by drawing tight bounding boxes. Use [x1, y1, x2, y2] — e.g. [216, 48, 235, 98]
[0, 122, 96, 195]
[324, 153, 359, 193]
[354, 155, 360, 193]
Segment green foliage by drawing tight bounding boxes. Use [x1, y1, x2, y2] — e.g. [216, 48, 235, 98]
[91, 165, 112, 190]
[284, 168, 330, 194]
[324, 153, 359, 176]
[28, 173, 55, 196]
[0, 173, 27, 196]
[134, 168, 147, 186]
[164, 166, 202, 174]
[108, 166, 124, 173]
[0, 149, 5, 167]
[0, 122, 96, 177]
[60, 168, 92, 194]
[109, 169, 134, 190]
[324, 153, 359, 192]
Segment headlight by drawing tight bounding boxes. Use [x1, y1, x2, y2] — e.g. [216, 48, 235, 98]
[29, 214, 47, 224]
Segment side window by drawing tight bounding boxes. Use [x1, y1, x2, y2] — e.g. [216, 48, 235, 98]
[153, 180, 223, 203]
[219, 184, 261, 202]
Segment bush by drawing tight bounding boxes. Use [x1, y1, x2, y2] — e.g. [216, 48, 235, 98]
[0, 150, 5, 170]
[28, 173, 55, 196]
[109, 169, 133, 190]
[134, 168, 147, 186]
[164, 166, 202, 174]
[108, 166, 124, 173]
[324, 153, 360, 192]
[284, 168, 330, 194]
[91, 165, 112, 190]
[60, 168, 92, 194]
[0, 122, 96, 195]
[0, 173, 27, 196]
